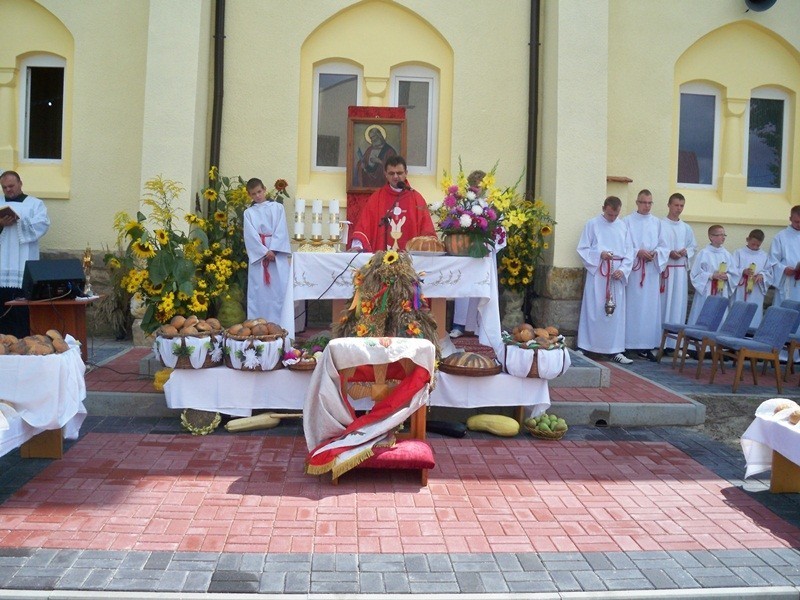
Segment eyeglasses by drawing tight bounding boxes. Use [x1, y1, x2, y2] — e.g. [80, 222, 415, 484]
[711, 233, 727, 237]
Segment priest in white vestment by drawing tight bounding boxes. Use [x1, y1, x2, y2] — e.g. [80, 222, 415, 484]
[577, 196, 634, 363]
[0, 171, 50, 337]
[769, 206, 800, 308]
[623, 190, 669, 360]
[243, 179, 292, 326]
[688, 225, 739, 325]
[660, 193, 697, 349]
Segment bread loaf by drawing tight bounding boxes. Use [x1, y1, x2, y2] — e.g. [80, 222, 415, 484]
[406, 236, 445, 253]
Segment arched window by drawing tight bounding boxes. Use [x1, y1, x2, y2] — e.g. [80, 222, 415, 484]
[312, 62, 362, 171]
[677, 82, 721, 188]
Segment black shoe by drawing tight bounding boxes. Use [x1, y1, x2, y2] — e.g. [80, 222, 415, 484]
[662, 348, 674, 357]
[636, 350, 657, 362]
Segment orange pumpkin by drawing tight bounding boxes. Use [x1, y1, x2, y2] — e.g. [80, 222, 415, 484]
[444, 233, 475, 256]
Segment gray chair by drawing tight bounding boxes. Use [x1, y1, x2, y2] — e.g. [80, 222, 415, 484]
[678, 301, 757, 377]
[657, 295, 728, 366]
[710, 306, 798, 393]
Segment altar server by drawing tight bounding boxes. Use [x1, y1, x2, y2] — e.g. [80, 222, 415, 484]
[660, 193, 697, 349]
[577, 196, 634, 364]
[769, 205, 800, 307]
[243, 178, 291, 325]
[688, 225, 739, 325]
[623, 189, 669, 361]
[732, 229, 773, 327]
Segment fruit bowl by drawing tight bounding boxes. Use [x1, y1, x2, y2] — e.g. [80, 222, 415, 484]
[524, 423, 566, 440]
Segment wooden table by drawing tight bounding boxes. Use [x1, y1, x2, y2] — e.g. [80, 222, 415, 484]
[6, 296, 100, 363]
[741, 400, 800, 493]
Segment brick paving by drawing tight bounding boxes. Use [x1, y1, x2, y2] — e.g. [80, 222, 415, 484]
[1, 341, 799, 596]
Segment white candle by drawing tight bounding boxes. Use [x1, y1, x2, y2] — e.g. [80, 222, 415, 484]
[294, 197, 305, 237]
[311, 219, 322, 237]
[329, 199, 340, 238]
[312, 199, 323, 214]
[295, 198, 305, 214]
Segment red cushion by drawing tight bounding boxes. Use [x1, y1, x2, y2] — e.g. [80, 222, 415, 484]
[358, 440, 435, 470]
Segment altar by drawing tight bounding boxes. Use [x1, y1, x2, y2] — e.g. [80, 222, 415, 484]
[280, 252, 504, 358]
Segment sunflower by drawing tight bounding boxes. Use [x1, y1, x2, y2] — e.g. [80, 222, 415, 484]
[131, 240, 156, 259]
[383, 249, 399, 265]
[189, 290, 209, 313]
[155, 229, 169, 245]
[213, 210, 226, 223]
[274, 179, 288, 192]
[107, 257, 121, 269]
[204, 188, 218, 202]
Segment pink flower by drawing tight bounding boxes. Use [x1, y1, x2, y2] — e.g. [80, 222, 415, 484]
[448, 185, 459, 195]
[486, 208, 497, 220]
[444, 195, 457, 208]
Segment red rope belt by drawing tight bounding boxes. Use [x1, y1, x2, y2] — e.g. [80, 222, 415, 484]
[259, 233, 272, 285]
[660, 263, 686, 294]
[599, 256, 623, 307]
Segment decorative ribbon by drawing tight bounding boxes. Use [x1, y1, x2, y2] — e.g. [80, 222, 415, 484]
[738, 263, 760, 301]
[711, 262, 727, 296]
[259, 233, 272, 285]
[631, 256, 647, 287]
[660, 263, 687, 294]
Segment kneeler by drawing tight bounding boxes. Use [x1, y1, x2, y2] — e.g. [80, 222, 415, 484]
[303, 338, 436, 486]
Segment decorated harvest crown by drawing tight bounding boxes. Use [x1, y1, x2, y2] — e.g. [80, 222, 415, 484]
[333, 250, 439, 357]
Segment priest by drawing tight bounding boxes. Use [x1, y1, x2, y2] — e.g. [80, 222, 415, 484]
[349, 156, 435, 252]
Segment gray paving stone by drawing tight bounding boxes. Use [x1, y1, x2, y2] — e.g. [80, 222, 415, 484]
[494, 553, 522, 572]
[258, 571, 285, 593]
[0, 548, 33, 558]
[311, 553, 336, 571]
[264, 551, 311, 563]
[0, 567, 18, 587]
[606, 553, 637, 570]
[595, 568, 649, 581]
[168, 558, 218, 571]
[208, 579, 259, 593]
[155, 570, 188, 592]
[507, 578, 558, 593]
[113, 567, 162, 581]
[426, 553, 453, 572]
[359, 571, 385, 594]
[687, 566, 735, 579]
[336, 552, 357, 571]
[733, 565, 773, 586]
[480, 571, 510, 593]
[689, 549, 725, 567]
[538, 550, 584, 561]
[582, 552, 614, 571]
[384, 571, 411, 593]
[404, 553, 428, 572]
[0, 557, 27, 567]
[630, 557, 683, 570]
[550, 569, 581, 591]
[452, 560, 500, 572]
[408, 571, 458, 583]
[54, 567, 91, 589]
[605, 577, 655, 591]
[663, 567, 703, 588]
[240, 553, 265, 572]
[105, 577, 159, 591]
[118, 551, 149, 570]
[693, 575, 748, 588]
[359, 557, 405, 572]
[311, 579, 361, 593]
[410, 580, 460, 593]
[15, 566, 69, 579]
[183, 570, 212, 592]
[216, 553, 243, 570]
[312, 571, 358, 582]
[716, 550, 768, 567]
[284, 571, 311, 593]
[641, 568, 680, 589]
[81, 569, 115, 590]
[456, 571, 484, 592]
[752, 547, 793, 566]
[749, 565, 794, 586]
[26, 548, 59, 566]
[74, 556, 124, 569]
[574, 570, 607, 591]
[542, 558, 590, 571]
[669, 549, 705, 568]
[143, 551, 172, 570]
[6, 575, 60, 589]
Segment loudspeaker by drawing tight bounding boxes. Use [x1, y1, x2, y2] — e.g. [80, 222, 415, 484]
[21, 259, 86, 300]
[745, 0, 777, 11]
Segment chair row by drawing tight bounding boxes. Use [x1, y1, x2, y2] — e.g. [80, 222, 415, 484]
[657, 297, 800, 393]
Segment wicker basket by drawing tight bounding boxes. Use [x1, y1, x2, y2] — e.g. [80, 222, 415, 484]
[438, 361, 502, 377]
[155, 330, 223, 369]
[524, 423, 566, 440]
[503, 344, 569, 379]
[223, 329, 287, 371]
[287, 359, 317, 372]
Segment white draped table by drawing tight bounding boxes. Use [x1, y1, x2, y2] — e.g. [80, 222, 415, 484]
[0, 342, 88, 458]
[281, 252, 504, 359]
[164, 367, 550, 416]
[741, 398, 800, 492]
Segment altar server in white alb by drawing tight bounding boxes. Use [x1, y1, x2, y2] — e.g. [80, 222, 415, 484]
[0, 171, 50, 338]
[769, 205, 800, 307]
[732, 229, 773, 327]
[243, 178, 291, 325]
[688, 224, 739, 325]
[660, 193, 697, 349]
[623, 189, 669, 361]
[577, 196, 634, 364]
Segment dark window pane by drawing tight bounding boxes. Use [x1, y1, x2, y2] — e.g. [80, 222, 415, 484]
[27, 66, 64, 159]
[316, 73, 357, 167]
[398, 80, 430, 168]
[748, 97, 783, 189]
[677, 93, 715, 185]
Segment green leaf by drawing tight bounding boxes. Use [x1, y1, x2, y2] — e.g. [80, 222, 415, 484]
[189, 228, 209, 250]
[149, 251, 175, 284]
[174, 257, 196, 283]
[141, 303, 159, 333]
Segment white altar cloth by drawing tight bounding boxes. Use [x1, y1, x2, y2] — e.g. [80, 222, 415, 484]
[281, 253, 503, 358]
[741, 398, 800, 478]
[165, 367, 550, 416]
[0, 342, 88, 457]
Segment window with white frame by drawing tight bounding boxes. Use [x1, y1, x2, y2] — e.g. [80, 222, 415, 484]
[19, 54, 65, 162]
[677, 83, 720, 187]
[391, 66, 437, 175]
[746, 88, 787, 191]
[312, 62, 361, 170]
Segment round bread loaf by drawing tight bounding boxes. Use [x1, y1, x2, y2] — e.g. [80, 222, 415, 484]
[406, 236, 445, 253]
[790, 409, 800, 425]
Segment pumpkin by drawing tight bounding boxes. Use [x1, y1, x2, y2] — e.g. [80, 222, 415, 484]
[443, 233, 475, 256]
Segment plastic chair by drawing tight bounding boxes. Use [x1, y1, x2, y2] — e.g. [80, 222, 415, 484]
[657, 295, 728, 366]
[710, 306, 798, 393]
[680, 301, 757, 378]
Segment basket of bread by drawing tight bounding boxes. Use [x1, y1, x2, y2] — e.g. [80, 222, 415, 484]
[438, 351, 502, 377]
[154, 315, 224, 369]
[0, 330, 72, 356]
[502, 323, 570, 379]
[223, 318, 286, 371]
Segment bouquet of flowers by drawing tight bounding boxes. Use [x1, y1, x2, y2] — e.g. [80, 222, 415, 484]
[497, 196, 554, 293]
[432, 165, 506, 258]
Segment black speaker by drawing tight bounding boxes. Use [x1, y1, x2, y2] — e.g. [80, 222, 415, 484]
[21, 259, 86, 300]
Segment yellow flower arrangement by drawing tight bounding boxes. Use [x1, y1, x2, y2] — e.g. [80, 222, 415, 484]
[497, 195, 555, 294]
